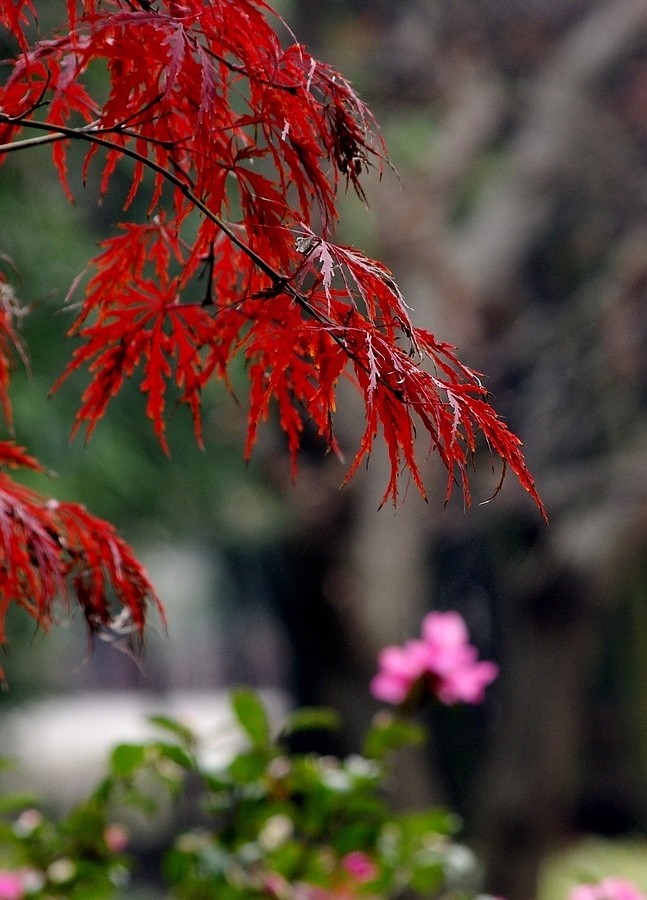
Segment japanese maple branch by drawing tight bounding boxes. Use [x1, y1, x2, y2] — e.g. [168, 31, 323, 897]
[0, 113, 428, 396]
[0, 131, 68, 152]
[0, 115, 296, 285]
[203, 46, 300, 94]
[0, 117, 352, 327]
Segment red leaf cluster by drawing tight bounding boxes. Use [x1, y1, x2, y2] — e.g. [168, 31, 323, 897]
[0, 0, 546, 655]
[0, 271, 162, 661]
[0, 441, 163, 678]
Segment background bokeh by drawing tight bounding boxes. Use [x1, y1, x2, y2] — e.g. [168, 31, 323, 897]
[4, 1, 647, 898]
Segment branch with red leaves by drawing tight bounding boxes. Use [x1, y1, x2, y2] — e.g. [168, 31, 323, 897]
[0, 0, 545, 662]
[0, 437, 163, 679]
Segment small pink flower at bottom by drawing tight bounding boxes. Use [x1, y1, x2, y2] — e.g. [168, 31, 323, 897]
[570, 877, 647, 900]
[262, 871, 291, 899]
[0, 872, 24, 900]
[104, 823, 129, 853]
[570, 884, 601, 900]
[342, 851, 378, 883]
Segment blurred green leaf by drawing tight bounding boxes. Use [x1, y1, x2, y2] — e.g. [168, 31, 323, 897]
[110, 743, 146, 777]
[408, 860, 444, 894]
[148, 715, 196, 749]
[0, 792, 40, 815]
[398, 808, 460, 840]
[154, 742, 194, 771]
[203, 773, 231, 793]
[266, 840, 303, 879]
[363, 714, 425, 759]
[333, 819, 383, 855]
[164, 846, 194, 885]
[281, 707, 341, 736]
[228, 749, 271, 784]
[231, 688, 270, 750]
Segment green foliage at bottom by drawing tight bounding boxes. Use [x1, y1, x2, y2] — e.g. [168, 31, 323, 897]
[0, 692, 479, 899]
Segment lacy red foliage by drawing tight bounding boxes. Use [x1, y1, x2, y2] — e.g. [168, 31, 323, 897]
[0, 0, 545, 654]
[0, 441, 163, 677]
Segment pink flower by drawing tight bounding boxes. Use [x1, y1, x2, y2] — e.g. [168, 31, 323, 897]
[0, 872, 25, 900]
[342, 851, 378, 883]
[262, 871, 291, 898]
[370, 611, 498, 706]
[104, 823, 129, 853]
[570, 877, 647, 900]
[571, 888, 599, 900]
[370, 642, 428, 704]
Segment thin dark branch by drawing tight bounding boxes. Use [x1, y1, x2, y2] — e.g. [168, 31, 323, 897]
[0, 131, 67, 153]
[0, 112, 418, 393]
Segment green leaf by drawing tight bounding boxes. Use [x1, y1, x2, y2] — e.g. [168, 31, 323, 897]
[164, 847, 195, 886]
[0, 822, 19, 844]
[110, 743, 146, 777]
[231, 688, 270, 749]
[64, 803, 107, 842]
[148, 715, 196, 748]
[154, 742, 194, 770]
[266, 840, 303, 879]
[398, 808, 461, 840]
[281, 707, 341, 736]
[91, 776, 113, 805]
[408, 860, 444, 894]
[228, 749, 271, 784]
[363, 714, 425, 759]
[203, 773, 231, 793]
[332, 820, 383, 855]
[0, 792, 40, 815]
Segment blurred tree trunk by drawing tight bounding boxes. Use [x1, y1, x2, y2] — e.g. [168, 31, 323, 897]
[288, 0, 647, 897]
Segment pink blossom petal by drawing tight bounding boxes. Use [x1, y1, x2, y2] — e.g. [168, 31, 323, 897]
[0, 873, 25, 900]
[263, 871, 291, 898]
[600, 877, 647, 900]
[372, 611, 498, 707]
[104, 823, 129, 853]
[421, 612, 477, 674]
[422, 611, 469, 647]
[342, 851, 378, 883]
[436, 660, 499, 705]
[379, 643, 426, 679]
[370, 671, 410, 704]
[370, 642, 427, 703]
[569, 877, 647, 900]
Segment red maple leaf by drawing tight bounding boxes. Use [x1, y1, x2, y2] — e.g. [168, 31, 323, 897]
[0, 442, 163, 678]
[0, 0, 547, 666]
